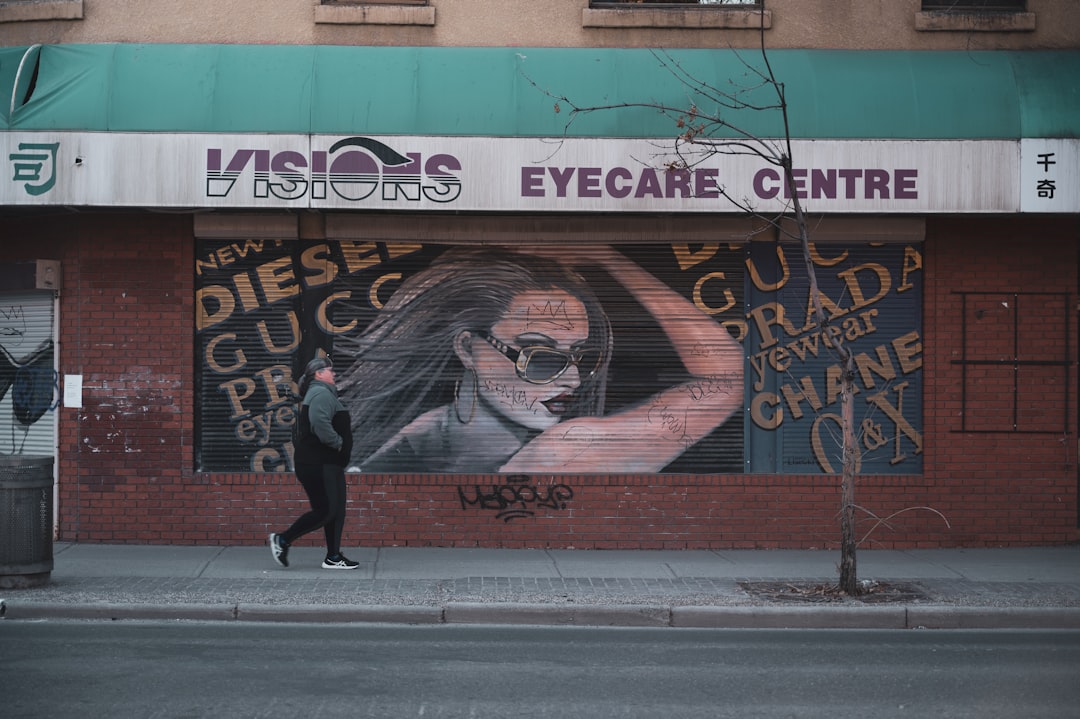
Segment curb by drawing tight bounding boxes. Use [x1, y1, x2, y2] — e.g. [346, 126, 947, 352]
[236, 603, 444, 624]
[672, 605, 908, 629]
[445, 602, 672, 627]
[4, 600, 1080, 629]
[906, 607, 1080, 630]
[1, 601, 236, 622]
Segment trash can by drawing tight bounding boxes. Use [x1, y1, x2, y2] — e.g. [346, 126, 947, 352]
[0, 455, 54, 589]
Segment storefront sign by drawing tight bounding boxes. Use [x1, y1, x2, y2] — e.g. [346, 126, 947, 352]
[5, 132, 1076, 213]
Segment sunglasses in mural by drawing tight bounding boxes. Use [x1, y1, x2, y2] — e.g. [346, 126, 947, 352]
[476, 330, 603, 385]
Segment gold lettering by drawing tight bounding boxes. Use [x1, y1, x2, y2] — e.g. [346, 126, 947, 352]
[215, 245, 236, 266]
[219, 377, 256, 420]
[205, 333, 246, 374]
[235, 418, 256, 442]
[854, 344, 896, 389]
[673, 243, 719, 271]
[256, 256, 300, 304]
[836, 262, 891, 312]
[750, 391, 783, 429]
[808, 242, 848, 267]
[858, 308, 879, 334]
[781, 376, 823, 420]
[301, 244, 337, 288]
[892, 331, 923, 374]
[824, 363, 857, 406]
[369, 273, 402, 311]
[770, 346, 791, 373]
[747, 302, 800, 351]
[842, 315, 868, 342]
[196, 285, 235, 331]
[338, 241, 382, 274]
[745, 244, 790, 291]
[252, 447, 286, 472]
[317, 292, 358, 334]
[693, 271, 736, 315]
[256, 311, 301, 353]
[865, 382, 922, 464]
[233, 272, 260, 313]
[898, 245, 922, 293]
[748, 351, 770, 392]
[255, 365, 295, 408]
[802, 288, 847, 332]
[811, 413, 860, 475]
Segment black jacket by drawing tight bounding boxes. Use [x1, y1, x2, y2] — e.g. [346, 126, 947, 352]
[294, 380, 353, 467]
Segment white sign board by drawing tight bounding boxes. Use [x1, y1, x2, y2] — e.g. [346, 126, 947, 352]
[3, 132, 1077, 213]
[1020, 139, 1080, 213]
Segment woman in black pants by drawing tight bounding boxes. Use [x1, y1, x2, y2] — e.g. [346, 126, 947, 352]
[269, 356, 358, 569]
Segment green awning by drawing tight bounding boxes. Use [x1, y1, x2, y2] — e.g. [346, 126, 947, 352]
[2, 44, 1078, 138]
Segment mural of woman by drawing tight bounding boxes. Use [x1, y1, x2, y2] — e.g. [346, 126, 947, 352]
[335, 246, 743, 473]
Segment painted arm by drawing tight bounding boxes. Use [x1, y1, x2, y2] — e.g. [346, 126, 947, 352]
[591, 246, 740, 379]
[503, 246, 743, 473]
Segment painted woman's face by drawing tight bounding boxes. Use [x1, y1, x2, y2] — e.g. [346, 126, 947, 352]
[472, 289, 594, 432]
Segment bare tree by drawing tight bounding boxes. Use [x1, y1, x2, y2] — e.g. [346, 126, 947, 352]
[532, 9, 868, 592]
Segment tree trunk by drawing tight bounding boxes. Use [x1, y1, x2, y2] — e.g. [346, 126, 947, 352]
[838, 359, 858, 595]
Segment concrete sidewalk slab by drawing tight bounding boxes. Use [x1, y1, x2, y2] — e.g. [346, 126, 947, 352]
[4, 543, 1078, 629]
[202, 546, 378, 579]
[548, 549, 712, 578]
[374, 547, 562, 579]
[51, 544, 226, 578]
[902, 547, 1080, 582]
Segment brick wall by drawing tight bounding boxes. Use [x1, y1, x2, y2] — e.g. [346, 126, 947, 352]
[919, 217, 1077, 545]
[4, 211, 1076, 548]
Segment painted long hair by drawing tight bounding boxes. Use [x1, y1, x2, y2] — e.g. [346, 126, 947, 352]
[335, 248, 613, 467]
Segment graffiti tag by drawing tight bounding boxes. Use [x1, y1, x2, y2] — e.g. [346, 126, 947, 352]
[457, 475, 574, 521]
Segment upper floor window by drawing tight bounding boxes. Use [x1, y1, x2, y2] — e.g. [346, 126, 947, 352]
[591, 1, 761, 5]
[922, 1, 1025, 9]
[316, 0, 434, 26]
[584, 0, 769, 29]
[916, 0, 1033, 32]
[322, 0, 426, 4]
[0, 0, 83, 24]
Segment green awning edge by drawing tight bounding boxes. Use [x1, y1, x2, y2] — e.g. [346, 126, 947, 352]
[2, 44, 1078, 139]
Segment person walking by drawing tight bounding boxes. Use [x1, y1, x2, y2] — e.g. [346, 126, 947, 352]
[269, 355, 359, 569]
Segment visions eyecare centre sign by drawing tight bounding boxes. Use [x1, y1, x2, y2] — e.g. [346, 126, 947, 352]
[3, 133, 1077, 214]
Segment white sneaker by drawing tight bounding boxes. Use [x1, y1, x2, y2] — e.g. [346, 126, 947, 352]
[321, 554, 359, 569]
[269, 533, 289, 568]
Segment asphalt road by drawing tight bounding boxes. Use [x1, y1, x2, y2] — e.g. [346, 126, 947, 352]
[3, 622, 1079, 718]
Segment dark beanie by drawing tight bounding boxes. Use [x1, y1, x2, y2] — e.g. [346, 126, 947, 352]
[298, 355, 332, 397]
[304, 356, 332, 378]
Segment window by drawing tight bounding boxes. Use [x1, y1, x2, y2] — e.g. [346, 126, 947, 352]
[916, 0, 1033, 31]
[591, 1, 760, 5]
[0, 0, 82, 23]
[951, 292, 1072, 434]
[315, 0, 434, 26]
[322, 0, 426, 5]
[584, 0, 769, 30]
[922, 1, 1025, 9]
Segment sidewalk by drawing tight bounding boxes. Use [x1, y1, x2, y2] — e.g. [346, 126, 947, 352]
[2, 543, 1080, 629]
